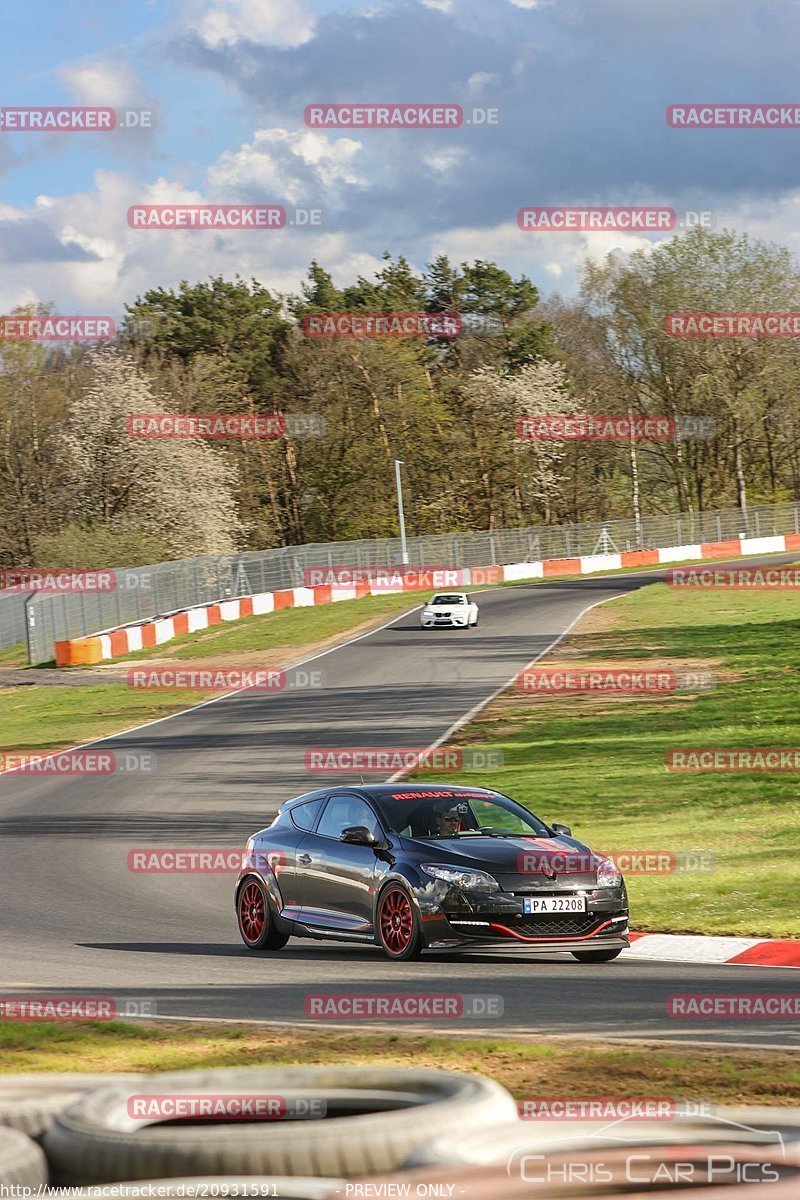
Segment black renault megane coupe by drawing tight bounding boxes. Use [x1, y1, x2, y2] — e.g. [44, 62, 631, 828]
[235, 783, 629, 961]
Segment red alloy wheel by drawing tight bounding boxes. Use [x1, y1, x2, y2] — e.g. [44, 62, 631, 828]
[238, 880, 266, 945]
[379, 887, 414, 954]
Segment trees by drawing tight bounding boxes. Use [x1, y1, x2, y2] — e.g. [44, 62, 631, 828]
[3, 229, 800, 572]
[62, 349, 242, 557]
[579, 227, 800, 518]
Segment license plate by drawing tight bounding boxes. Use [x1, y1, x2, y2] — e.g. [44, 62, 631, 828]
[522, 896, 587, 914]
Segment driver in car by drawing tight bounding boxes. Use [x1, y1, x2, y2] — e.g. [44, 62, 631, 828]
[432, 803, 462, 837]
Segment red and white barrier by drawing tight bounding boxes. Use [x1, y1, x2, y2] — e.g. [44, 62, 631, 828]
[54, 534, 800, 666]
[626, 931, 800, 968]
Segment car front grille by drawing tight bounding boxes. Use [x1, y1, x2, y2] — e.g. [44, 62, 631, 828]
[513, 914, 607, 938]
[448, 913, 618, 939]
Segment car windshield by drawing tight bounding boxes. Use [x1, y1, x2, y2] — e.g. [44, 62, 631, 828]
[373, 789, 552, 839]
[431, 594, 465, 605]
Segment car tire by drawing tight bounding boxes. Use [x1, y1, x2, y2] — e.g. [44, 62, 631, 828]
[0, 1127, 47, 1187]
[571, 948, 623, 962]
[0, 1073, 142, 1137]
[42, 1066, 517, 1183]
[376, 885, 423, 960]
[237, 876, 289, 951]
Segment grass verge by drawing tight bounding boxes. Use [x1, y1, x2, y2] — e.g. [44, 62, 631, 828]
[0, 1020, 798, 1106]
[412, 580, 800, 938]
[115, 592, 420, 662]
[0, 594, 418, 757]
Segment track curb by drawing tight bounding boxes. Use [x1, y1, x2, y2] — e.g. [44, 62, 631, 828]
[626, 931, 800, 967]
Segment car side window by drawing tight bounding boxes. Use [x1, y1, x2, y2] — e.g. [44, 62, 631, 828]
[290, 797, 325, 832]
[316, 794, 381, 840]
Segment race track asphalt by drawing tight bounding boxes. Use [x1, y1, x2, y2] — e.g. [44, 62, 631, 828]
[1, 558, 798, 1047]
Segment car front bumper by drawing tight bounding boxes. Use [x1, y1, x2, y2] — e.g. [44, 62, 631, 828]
[415, 882, 629, 950]
[421, 615, 469, 626]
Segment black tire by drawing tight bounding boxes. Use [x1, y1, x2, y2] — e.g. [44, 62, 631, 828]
[43, 1066, 517, 1183]
[571, 948, 623, 962]
[237, 876, 289, 951]
[376, 884, 423, 961]
[0, 1127, 47, 1187]
[0, 1073, 142, 1137]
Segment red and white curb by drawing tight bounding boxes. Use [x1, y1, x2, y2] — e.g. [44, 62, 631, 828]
[625, 931, 800, 968]
[53, 532, 800, 666]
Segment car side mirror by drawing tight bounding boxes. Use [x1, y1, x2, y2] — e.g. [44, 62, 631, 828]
[340, 825, 379, 846]
[551, 822, 572, 837]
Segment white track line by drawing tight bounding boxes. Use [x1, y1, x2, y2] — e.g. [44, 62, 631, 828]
[0, 603, 423, 778]
[387, 590, 629, 782]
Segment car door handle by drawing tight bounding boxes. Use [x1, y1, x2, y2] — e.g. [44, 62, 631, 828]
[298, 853, 313, 865]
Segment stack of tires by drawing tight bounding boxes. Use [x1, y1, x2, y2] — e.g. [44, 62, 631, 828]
[0, 1066, 516, 1192]
[1, 1067, 798, 1197]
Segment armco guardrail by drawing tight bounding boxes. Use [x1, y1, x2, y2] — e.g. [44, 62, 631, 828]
[3, 500, 799, 664]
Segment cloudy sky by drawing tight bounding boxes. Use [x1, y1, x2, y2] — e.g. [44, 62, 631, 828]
[2, 0, 800, 319]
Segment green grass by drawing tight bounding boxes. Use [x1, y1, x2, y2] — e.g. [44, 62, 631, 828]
[0, 685, 211, 755]
[0, 643, 27, 668]
[114, 592, 420, 661]
[413, 582, 800, 938]
[0, 593, 420, 755]
[1, 1020, 798, 1105]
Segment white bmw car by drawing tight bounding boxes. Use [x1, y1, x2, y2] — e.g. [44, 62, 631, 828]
[420, 591, 479, 629]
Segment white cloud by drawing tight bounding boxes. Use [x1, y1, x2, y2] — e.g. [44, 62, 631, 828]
[59, 59, 148, 107]
[183, 0, 316, 49]
[422, 0, 455, 12]
[422, 146, 468, 175]
[466, 71, 498, 96]
[207, 128, 366, 204]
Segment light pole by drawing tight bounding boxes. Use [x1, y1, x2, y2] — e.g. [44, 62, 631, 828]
[393, 459, 409, 565]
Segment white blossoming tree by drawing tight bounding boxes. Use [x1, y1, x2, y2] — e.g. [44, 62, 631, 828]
[62, 349, 242, 557]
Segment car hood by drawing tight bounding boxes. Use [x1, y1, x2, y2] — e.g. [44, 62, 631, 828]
[404, 833, 603, 889]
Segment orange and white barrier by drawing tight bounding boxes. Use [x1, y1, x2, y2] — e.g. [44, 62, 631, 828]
[53, 535, 800, 666]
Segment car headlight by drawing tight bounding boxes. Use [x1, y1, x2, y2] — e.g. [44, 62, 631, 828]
[596, 857, 623, 888]
[421, 864, 500, 891]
